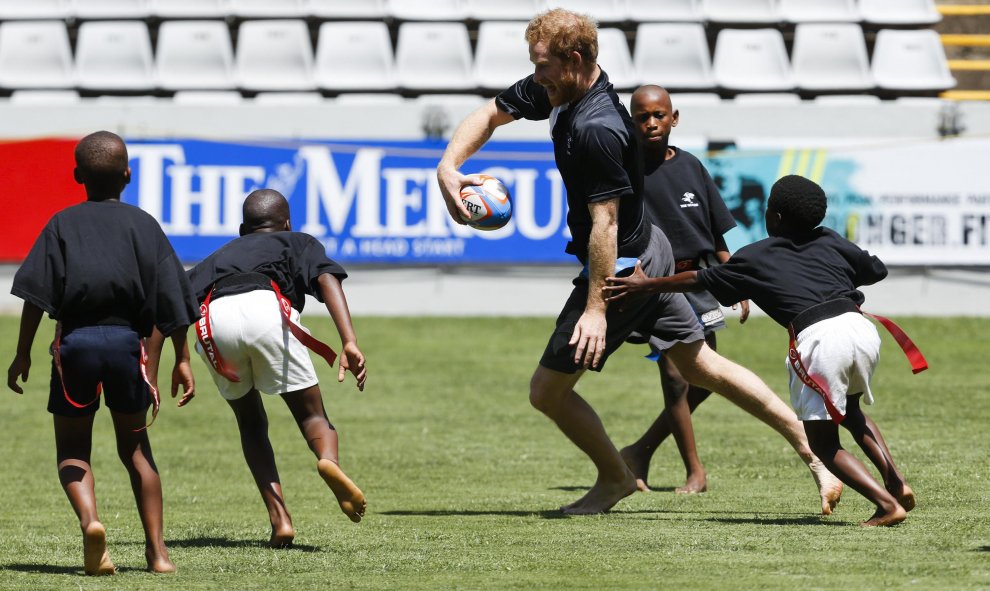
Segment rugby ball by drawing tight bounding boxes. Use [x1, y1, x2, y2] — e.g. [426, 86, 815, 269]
[459, 174, 512, 231]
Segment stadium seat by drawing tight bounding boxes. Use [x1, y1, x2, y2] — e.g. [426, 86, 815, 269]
[546, 0, 627, 23]
[413, 93, 487, 108]
[0, 21, 74, 89]
[228, 0, 307, 18]
[395, 22, 474, 91]
[74, 21, 155, 91]
[308, 0, 388, 19]
[333, 92, 408, 105]
[474, 21, 531, 91]
[597, 28, 636, 90]
[871, 29, 956, 93]
[732, 92, 802, 104]
[669, 92, 722, 105]
[633, 23, 714, 91]
[171, 90, 244, 104]
[859, 0, 940, 27]
[813, 94, 881, 105]
[157, 20, 235, 91]
[253, 92, 326, 104]
[464, 0, 542, 21]
[712, 28, 794, 92]
[791, 23, 873, 93]
[779, 0, 860, 23]
[73, 0, 151, 19]
[626, 0, 704, 22]
[150, 0, 228, 18]
[703, 0, 781, 24]
[0, 0, 71, 19]
[9, 89, 81, 103]
[315, 21, 396, 92]
[235, 20, 315, 91]
[388, 0, 466, 21]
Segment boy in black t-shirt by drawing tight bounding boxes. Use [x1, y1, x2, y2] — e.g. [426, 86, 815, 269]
[7, 131, 199, 574]
[605, 175, 916, 526]
[185, 189, 367, 547]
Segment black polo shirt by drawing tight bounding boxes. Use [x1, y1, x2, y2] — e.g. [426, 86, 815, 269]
[496, 71, 649, 263]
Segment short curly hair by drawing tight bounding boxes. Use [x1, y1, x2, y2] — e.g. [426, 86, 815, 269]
[525, 8, 598, 64]
[768, 175, 827, 233]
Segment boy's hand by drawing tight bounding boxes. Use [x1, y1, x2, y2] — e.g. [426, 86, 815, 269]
[338, 342, 367, 391]
[172, 360, 196, 407]
[734, 300, 751, 324]
[6, 354, 30, 394]
[602, 260, 651, 302]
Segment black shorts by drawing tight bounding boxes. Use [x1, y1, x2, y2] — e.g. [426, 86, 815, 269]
[48, 325, 153, 418]
[540, 225, 705, 374]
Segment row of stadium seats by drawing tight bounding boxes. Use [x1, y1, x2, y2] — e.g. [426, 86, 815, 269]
[0, 19, 955, 95]
[0, 0, 942, 27]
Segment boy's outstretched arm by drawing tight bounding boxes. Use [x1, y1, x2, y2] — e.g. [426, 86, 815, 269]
[317, 273, 367, 391]
[7, 301, 43, 394]
[602, 261, 701, 303]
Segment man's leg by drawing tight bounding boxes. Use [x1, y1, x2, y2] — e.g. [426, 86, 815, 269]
[282, 385, 366, 523]
[110, 410, 175, 573]
[803, 419, 906, 526]
[529, 365, 636, 515]
[665, 340, 844, 515]
[227, 389, 295, 548]
[53, 414, 116, 576]
[841, 395, 914, 511]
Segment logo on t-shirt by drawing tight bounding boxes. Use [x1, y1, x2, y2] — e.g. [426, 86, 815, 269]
[680, 192, 699, 208]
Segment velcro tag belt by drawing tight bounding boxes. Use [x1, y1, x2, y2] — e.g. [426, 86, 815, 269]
[196, 278, 338, 382]
[53, 322, 159, 432]
[787, 299, 929, 424]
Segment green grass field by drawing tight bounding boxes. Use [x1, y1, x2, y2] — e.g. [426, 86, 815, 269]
[0, 315, 987, 590]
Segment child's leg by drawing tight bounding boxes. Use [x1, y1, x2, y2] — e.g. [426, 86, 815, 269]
[53, 414, 116, 576]
[281, 385, 366, 523]
[227, 389, 295, 547]
[803, 419, 906, 526]
[842, 396, 914, 511]
[109, 410, 175, 573]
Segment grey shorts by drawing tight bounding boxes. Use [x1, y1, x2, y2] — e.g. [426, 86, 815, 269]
[539, 225, 705, 374]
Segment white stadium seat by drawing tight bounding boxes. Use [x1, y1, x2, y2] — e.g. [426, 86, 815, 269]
[171, 90, 244, 104]
[157, 20, 235, 90]
[634, 23, 714, 91]
[395, 22, 474, 91]
[474, 21, 531, 91]
[315, 21, 396, 91]
[859, 0, 940, 27]
[388, 0, 466, 21]
[333, 92, 408, 105]
[713, 28, 794, 92]
[150, 0, 229, 18]
[669, 92, 722, 105]
[9, 89, 81, 103]
[732, 92, 802, 105]
[546, 0, 626, 23]
[780, 0, 860, 23]
[871, 29, 956, 92]
[627, 0, 703, 23]
[0, 0, 71, 19]
[253, 92, 325, 104]
[73, 0, 151, 19]
[813, 94, 882, 105]
[792, 23, 873, 92]
[0, 21, 74, 89]
[75, 21, 155, 91]
[465, 0, 543, 21]
[228, 0, 307, 18]
[597, 28, 636, 90]
[235, 20, 315, 91]
[308, 0, 388, 18]
[704, 0, 781, 24]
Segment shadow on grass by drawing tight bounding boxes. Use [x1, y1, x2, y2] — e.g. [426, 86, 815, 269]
[380, 509, 569, 520]
[168, 536, 321, 552]
[976, 546, 990, 553]
[3, 563, 146, 575]
[702, 515, 842, 526]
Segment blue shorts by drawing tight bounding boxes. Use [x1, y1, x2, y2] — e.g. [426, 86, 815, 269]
[48, 325, 153, 418]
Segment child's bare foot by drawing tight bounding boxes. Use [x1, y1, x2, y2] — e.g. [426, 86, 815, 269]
[83, 522, 115, 576]
[317, 459, 366, 523]
[888, 482, 916, 512]
[619, 445, 651, 492]
[560, 472, 637, 515]
[808, 458, 843, 515]
[861, 504, 907, 527]
[269, 522, 296, 548]
[145, 547, 176, 573]
[675, 472, 708, 494]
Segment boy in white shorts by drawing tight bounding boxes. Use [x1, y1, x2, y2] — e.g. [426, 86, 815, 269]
[187, 189, 368, 547]
[605, 175, 924, 527]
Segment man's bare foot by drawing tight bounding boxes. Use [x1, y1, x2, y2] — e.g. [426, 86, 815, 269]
[560, 472, 638, 515]
[675, 472, 708, 494]
[317, 459, 367, 523]
[808, 458, 843, 515]
[269, 522, 296, 549]
[83, 522, 115, 576]
[145, 547, 176, 573]
[888, 482, 916, 512]
[619, 446, 651, 492]
[861, 504, 907, 527]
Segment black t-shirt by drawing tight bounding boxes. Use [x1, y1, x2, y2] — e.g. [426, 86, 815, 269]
[187, 231, 347, 312]
[697, 227, 888, 327]
[12, 200, 199, 337]
[496, 71, 649, 263]
[644, 147, 736, 266]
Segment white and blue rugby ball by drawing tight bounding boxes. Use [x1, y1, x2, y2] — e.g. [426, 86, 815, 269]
[459, 174, 512, 231]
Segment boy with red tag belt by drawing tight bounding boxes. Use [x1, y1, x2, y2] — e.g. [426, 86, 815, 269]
[6, 131, 199, 574]
[186, 188, 367, 548]
[605, 174, 926, 526]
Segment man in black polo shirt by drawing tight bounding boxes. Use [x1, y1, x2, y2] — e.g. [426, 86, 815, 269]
[437, 9, 842, 515]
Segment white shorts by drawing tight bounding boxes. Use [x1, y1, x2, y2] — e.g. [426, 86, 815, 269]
[787, 312, 880, 422]
[195, 290, 319, 400]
